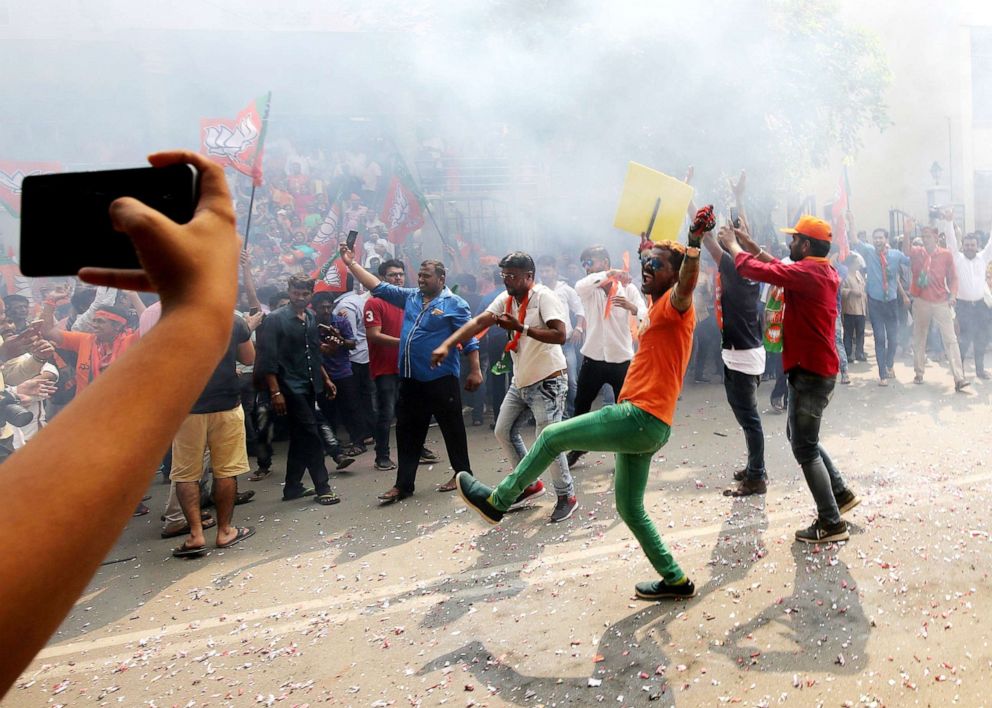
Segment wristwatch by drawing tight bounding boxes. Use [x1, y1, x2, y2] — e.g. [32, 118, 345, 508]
[521, 324, 530, 337]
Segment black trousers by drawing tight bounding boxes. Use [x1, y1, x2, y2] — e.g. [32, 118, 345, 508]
[395, 376, 472, 494]
[842, 313, 866, 360]
[282, 388, 330, 498]
[573, 356, 630, 419]
[351, 361, 377, 442]
[956, 299, 990, 374]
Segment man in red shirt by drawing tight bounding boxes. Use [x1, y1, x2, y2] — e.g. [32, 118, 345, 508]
[363, 259, 407, 471]
[720, 216, 860, 544]
[901, 217, 967, 390]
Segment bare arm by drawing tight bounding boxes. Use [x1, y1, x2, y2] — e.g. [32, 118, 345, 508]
[237, 339, 255, 366]
[339, 245, 381, 291]
[432, 312, 497, 366]
[240, 250, 262, 312]
[0, 150, 239, 695]
[124, 290, 146, 316]
[366, 324, 400, 347]
[672, 248, 701, 313]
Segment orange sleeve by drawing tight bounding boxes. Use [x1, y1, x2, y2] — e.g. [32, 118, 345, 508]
[58, 330, 89, 353]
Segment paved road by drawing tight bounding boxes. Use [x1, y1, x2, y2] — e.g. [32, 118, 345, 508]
[9, 354, 992, 706]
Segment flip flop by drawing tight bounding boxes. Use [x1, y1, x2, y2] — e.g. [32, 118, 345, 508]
[172, 542, 207, 558]
[161, 515, 217, 539]
[217, 526, 255, 549]
[282, 488, 316, 501]
[314, 493, 341, 506]
[437, 479, 458, 493]
[248, 469, 272, 482]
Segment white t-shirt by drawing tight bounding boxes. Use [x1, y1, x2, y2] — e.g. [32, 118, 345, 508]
[574, 272, 647, 363]
[551, 280, 584, 338]
[721, 346, 766, 376]
[485, 284, 567, 388]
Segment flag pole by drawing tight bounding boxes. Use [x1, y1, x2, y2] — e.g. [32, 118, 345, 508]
[242, 91, 272, 251]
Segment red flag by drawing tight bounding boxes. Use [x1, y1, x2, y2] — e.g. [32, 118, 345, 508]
[0, 160, 62, 217]
[380, 174, 425, 245]
[831, 174, 850, 261]
[310, 204, 365, 293]
[200, 94, 270, 186]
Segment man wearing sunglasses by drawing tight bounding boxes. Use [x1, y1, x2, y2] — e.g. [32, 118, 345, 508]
[431, 252, 578, 522]
[454, 207, 715, 601]
[566, 245, 646, 468]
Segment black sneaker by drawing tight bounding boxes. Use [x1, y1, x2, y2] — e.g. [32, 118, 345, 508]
[419, 448, 440, 464]
[835, 488, 861, 515]
[335, 456, 355, 471]
[509, 480, 545, 510]
[374, 458, 397, 471]
[634, 578, 696, 600]
[565, 450, 586, 467]
[455, 471, 503, 525]
[795, 519, 849, 544]
[549, 494, 579, 522]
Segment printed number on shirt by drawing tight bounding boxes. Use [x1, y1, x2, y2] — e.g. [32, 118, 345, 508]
[366, 310, 375, 322]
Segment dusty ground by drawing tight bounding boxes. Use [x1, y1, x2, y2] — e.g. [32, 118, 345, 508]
[8, 351, 992, 707]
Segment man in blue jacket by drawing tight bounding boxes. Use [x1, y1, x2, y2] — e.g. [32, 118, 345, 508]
[340, 244, 483, 503]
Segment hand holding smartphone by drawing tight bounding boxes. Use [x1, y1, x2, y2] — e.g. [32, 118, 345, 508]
[20, 164, 200, 276]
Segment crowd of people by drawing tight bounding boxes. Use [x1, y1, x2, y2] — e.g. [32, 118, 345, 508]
[4, 148, 992, 695]
[1, 160, 989, 570]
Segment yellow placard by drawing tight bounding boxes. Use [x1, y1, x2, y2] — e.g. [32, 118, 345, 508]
[613, 162, 694, 243]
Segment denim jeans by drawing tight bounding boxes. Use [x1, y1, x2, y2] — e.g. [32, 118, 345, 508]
[956, 299, 990, 375]
[723, 366, 766, 480]
[834, 317, 848, 375]
[372, 373, 399, 461]
[493, 374, 574, 497]
[867, 297, 898, 379]
[786, 368, 848, 526]
[562, 342, 580, 418]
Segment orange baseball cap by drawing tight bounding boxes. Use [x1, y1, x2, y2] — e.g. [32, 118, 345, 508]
[779, 215, 832, 243]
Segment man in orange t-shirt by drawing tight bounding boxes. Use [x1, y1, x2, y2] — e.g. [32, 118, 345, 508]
[45, 304, 139, 395]
[456, 206, 716, 602]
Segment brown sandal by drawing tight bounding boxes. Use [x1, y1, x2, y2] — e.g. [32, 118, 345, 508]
[377, 487, 409, 504]
[437, 477, 458, 493]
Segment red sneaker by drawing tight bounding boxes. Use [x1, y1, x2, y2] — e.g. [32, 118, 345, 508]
[509, 480, 546, 510]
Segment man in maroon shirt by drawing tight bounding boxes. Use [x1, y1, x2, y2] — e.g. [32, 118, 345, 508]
[364, 259, 407, 470]
[901, 217, 967, 391]
[720, 216, 860, 544]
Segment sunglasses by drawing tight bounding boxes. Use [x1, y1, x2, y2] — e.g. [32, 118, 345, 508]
[640, 255, 665, 272]
[580, 259, 594, 268]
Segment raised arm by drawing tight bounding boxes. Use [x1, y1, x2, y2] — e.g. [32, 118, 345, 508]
[339, 244, 381, 291]
[0, 150, 239, 695]
[240, 250, 262, 312]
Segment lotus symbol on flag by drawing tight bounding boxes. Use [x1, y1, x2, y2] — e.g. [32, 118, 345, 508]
[203, 117, 259, 162]
[387, 185, 409, 229]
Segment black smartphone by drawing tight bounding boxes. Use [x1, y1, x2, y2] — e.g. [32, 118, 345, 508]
[729, 207, 741, 229]
[345, 229, 359, 251]
[20, 164, 200, 276]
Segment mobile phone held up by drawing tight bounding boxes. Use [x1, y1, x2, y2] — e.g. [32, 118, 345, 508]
[19, 164, 200, 277]
[345, 229, 359, 251]
[729, 207, 741, 229]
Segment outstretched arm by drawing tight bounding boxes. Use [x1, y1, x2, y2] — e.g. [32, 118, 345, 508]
[340, 244, 382, 291]
[0, 150, 239, 696]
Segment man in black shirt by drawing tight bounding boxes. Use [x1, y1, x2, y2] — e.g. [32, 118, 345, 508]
[171, 315, 256, 557]
[255, 274, 341, 506]
[702, 223, 768, 496]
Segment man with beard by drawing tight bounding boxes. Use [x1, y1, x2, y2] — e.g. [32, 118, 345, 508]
[720, 216, 861, 543]
[339, 247, 482, 503]
[455, 206, 716, 600]
[431, 251, 579, 522]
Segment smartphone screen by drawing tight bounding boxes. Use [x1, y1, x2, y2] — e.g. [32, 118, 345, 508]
[729, 207, 741, 228]
[20, 164, 199, 276]
[346, 230, 359, 251]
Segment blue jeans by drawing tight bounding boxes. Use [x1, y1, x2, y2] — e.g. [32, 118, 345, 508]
[786, 368, 848, 525]
[493, 375, 574, 497]
[867, 297, 898, 379]
[834, 317, 848, 375]
[723, 366, 766, 480]
[372, 373, 399, 462]
[562, 342, 580, 418]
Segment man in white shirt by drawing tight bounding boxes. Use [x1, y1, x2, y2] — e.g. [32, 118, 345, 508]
[568, 245, 646, 466]
[431, 252, 578, 522]
[537, 255, 586, 418]
[335, 278, 376, 452]
[940, 212, 992, 379]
